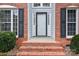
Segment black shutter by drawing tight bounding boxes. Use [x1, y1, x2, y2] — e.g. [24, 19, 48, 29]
[60, 8, 66, 38]
[18, 9, 24, 37]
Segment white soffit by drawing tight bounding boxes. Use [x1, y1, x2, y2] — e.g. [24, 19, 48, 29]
[0, 5, 17, 8]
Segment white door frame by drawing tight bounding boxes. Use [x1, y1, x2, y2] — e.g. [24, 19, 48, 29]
[27, 3, 55, 41]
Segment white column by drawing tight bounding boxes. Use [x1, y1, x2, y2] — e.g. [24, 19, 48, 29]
[11, 10, 13, 32]
[76, 9, 78, 34]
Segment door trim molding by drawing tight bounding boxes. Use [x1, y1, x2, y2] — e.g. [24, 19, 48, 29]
[28, 3, 55, 41]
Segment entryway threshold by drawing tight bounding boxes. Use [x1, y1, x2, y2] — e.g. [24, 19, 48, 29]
[28, 37, 53, 42]
[23, 40, 61, 44]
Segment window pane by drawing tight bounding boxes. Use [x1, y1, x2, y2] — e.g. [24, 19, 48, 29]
[0, 23, 11, 32]
[0, 9, 18, 35]
[13, 10, 17, 22]
[0, 10, 11, 22]
[68, 23, 76, 35]
[67, 9, 76, 36]
[13, 10, 17, 35]
[33, 3, 40, 7]
[68, 10, 76, 22]
[43, 3, 50, 7]
[13, 22, 17, 34]
[0, 10, 11, 32]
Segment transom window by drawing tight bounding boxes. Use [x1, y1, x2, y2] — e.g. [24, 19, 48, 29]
[33, 3, 41, 7]
[43, 3, 50, 7]
[33, 3, 51, 8]
[66, 9, 77, 38]
[0, 9, 18, 36]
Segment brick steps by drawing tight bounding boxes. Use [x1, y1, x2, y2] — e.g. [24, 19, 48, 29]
[17, 52, 65, 56]
[17, 41, 65, 56]
[20, 41, 62, 47]
[19, 46, 64, 52]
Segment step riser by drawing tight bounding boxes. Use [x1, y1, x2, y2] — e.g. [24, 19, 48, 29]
[19, 49, 64, 52]
[17, 41, 65, 56]
[20, 43, 62, 47]
[17, 53, 65, 56]
[17, 54, 65, 56]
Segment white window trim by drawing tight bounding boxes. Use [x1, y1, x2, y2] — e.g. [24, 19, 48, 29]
[66, 8, 78, 38]
[11, 9, 13, 32]
[16, 9, 19, 38]
[0, 9, 19, 37]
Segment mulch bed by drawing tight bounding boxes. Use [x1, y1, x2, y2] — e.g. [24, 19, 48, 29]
[0, 46, 18, 56]
[65, 46, 79, 56]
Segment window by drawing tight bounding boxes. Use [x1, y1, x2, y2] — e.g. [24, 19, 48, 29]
[0, 10, 11, 32]
[0, 9, 18, 36]
[66, 9, 77, 38]
[33, 3, 41, 7]
[43, 3, 50, 7]
[32, 3, 51, 8]
[13, 9, 18, 35]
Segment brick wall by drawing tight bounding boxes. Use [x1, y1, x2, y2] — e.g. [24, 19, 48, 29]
[1, 3, 78, 46]
[55, 3, 79, 46]
[15, 3, 28, 45]
[0, 3, 28, 45]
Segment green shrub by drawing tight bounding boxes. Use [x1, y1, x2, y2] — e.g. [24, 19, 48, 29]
[0, 32, 16, 52]
[70, 34, 79, 54]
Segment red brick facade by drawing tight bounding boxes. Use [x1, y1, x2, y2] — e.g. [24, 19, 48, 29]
[16, 3, 28, 40]
[15, 3, 28, 46]
[55, 3, 79, 46]
[1, 3, 78, 46]
[0, 3, 28, 46]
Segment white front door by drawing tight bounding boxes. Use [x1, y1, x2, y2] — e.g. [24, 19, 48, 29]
[36, 12, 47, 36]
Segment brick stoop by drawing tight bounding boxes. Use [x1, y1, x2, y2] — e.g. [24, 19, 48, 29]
[16, 41, 65, 56]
